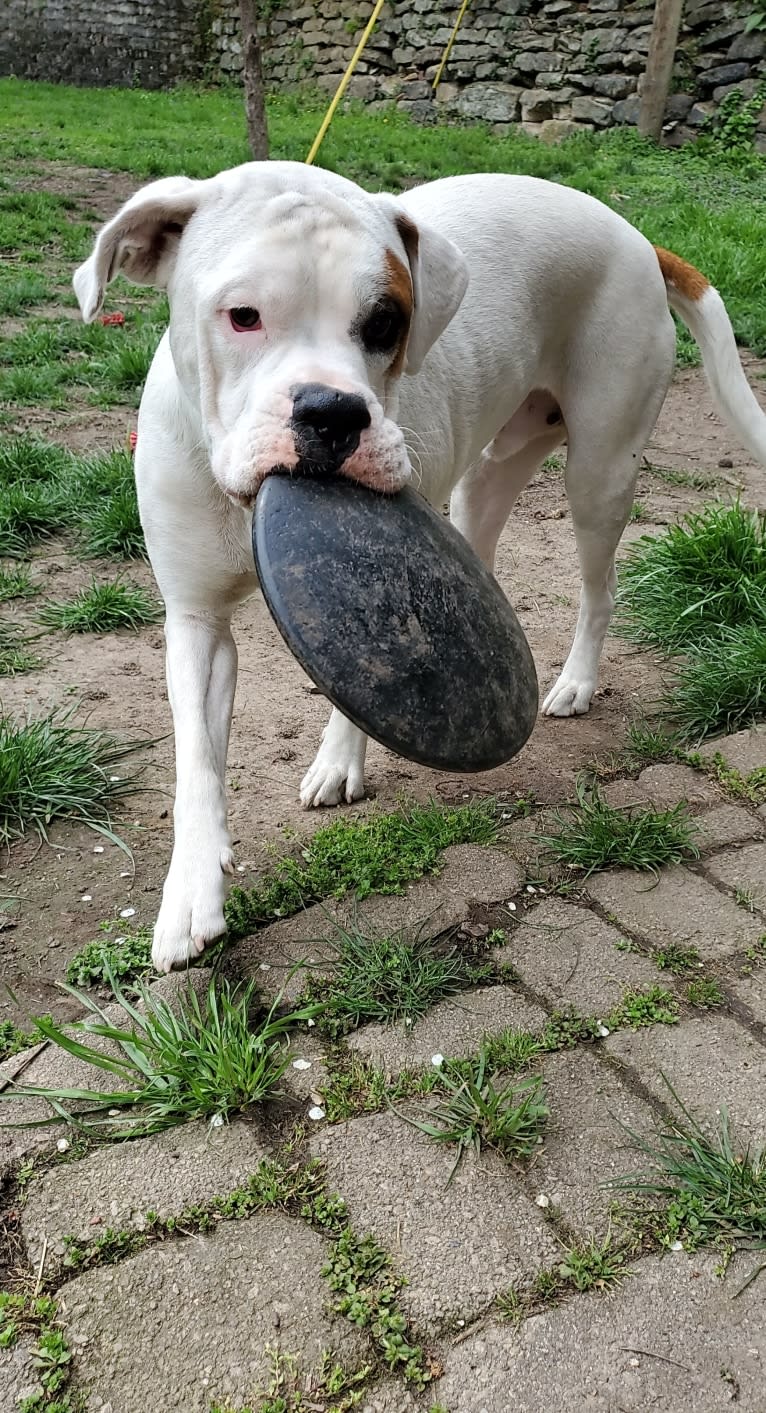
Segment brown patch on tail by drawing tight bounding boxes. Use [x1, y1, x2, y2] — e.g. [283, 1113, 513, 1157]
[383, 246, 414, 378]
[655, 246, 710, 301]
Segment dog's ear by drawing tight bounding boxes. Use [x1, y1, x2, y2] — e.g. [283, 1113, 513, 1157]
[376, 198, 469, 376]
[73, 176, 205, 323]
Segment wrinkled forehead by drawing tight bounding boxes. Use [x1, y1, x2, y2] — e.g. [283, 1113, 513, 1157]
[182, 187, 400, 313]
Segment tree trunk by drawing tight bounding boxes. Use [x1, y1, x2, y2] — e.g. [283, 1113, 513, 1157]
[239, 0, 269, 160]
[638, 0, 685, 142]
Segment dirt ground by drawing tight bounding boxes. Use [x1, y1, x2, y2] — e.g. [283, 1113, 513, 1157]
[2, 164, 766, 1027]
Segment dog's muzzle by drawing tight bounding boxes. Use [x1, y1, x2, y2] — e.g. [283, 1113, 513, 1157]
[291, 382, 371, 475]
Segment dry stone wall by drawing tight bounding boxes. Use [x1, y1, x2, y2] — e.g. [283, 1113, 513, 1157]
[2, 0, 765, 145]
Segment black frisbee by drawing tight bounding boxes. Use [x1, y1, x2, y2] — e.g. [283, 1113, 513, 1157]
[252, 475, 538, 773]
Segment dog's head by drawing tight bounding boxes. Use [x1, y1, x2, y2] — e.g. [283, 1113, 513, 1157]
[74, 162, 469, 502]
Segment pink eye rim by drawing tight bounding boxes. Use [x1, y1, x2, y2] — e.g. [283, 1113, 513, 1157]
[229, 306, 262, 332]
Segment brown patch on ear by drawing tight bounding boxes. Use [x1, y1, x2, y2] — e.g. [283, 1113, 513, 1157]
[655, 246, 709, 301]
[384, 246, 414, 379]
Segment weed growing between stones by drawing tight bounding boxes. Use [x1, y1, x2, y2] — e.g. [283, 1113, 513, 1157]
[497, 1236, 626, 1324]
[402, 1052, 548, 1179]
[614, 1080, 766, 1280]
[537, 777, 700, 878]
[0, 974, 320, 1136]
[691, 753, 766, 806]
[654, 945, 702, 976]
[323, 1228, 435, 1387]
[210, 1344, 371, 1412]
[0, 563, 38, 602]
[0, 1017, 50, 1063]
[0, 1291, 79, 1410]
[64, 924, 156, 991]
[224, 800, 500, 940]
[298, 920, 494, 1038]
[686, 977, 726, 1009]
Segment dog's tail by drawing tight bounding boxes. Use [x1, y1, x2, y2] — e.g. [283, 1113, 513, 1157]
[655, 245, 766, 466]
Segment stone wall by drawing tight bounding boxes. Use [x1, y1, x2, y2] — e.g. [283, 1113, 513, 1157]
[2, 0, 765, 144]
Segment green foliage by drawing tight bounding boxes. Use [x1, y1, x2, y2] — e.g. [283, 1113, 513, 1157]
[538, 777, 700, 878]
[0, 708, 144, 845]
[0, 563, 37, 602]
[0, 436, 144, 561]
[65, 925, 154, 990]
[324, 1228, 432, 1386]
[702, 82, 766, 157]
[40, 579, 162, 634]
[0, 621, 40, 676]
[224, 800, 498, 939]
[686, 976, 726, 1009]
[0, 1293, 77, 1411]
[607, 986, 679, 1029]
[654, 944, 701, 976]
[556, 1234, 626, 1292]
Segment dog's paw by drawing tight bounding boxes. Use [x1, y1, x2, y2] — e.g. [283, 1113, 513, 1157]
[300, 750, 366, 809]
[152, 844, 235, 973]
[542, 672, 595, 717]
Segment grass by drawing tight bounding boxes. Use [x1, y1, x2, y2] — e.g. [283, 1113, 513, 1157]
[616, 1080, 766, 1264]
[0, 563, 37, 602]
[0, 708, 145, 845]
[0, 311, 164, 412]
[211, 1347, 370, 1412]
[404, 1050, 548, 1179]
[538, 777, 700, 878]
[65, 924, 155, 990]
[0, 621, 39, 676]
[556, 1234, 626, 1293]
[615, 503, 766, 741]
[0, 436, 144, 562]
[0, 1017, 48, 1062]
[0, 1292, 77, 1410]
[299, 919, 493, 1037]
[654, 944, 702, 976]
[224, 799, 499, 940]
[0, 973, 319, 1137]
[686, 976, 726, 1009]
[40, 579, 162, 634]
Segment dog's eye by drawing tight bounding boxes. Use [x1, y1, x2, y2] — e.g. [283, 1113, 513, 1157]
[360, 303, 403, 354]
[229, 307, 262, 332]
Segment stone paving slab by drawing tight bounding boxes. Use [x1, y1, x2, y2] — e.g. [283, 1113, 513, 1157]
[501, 898, 660, 1015]
[529, 1049, 657, 1235]
[20, 1118, 271, 1266]
[694, 805, 764, 851]
[310, 1111, 558, 1330]
[705, 841, 766, 915]
[700, 725, 766, 775]
[435, 1251, 766, 1412]
[360, 1383, 421, 1412]
[606, 1014, 766, 1143]
[59, 1213, 367, 1413]
[587, 866, 764, 960]
[604, 763, 721, 811]
[0, 1341, 42, 1413]
[727, 965, 766, 1026]
[347, 986, 548, 1071]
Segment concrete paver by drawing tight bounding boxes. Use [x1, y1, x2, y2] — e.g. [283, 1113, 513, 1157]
[606, 1014, 766, 1142]
[311, 1111, 558, 1330]
[20, 1118, 271, 1265]
[436, 1251, 766, 1412]
[695, 804, 764, 850]
[587, 865, 764, 960]
[503, 897, 660, 1014]
[59, 1214, 367, 1413]
[347, 986, 548, 1070]
[705, 841, 766, 915]
[700, 726, 766, 775]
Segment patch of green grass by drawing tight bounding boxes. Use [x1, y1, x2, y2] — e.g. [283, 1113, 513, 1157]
[0, 1291, 77, 1410]
[0, 437, 144, 562]
[224, 800, 499, 940]
[40, 579, 162, 634]
[0, 708, 144, 845]
[608, 986, 680, 1029]
[0, 563, 37, 601]
[0, 433, 70, 487]
[661, 624, 766, 741]
[0, 621, 40, 675]
[404, 1051, 547, 1180]
[615, 502, 766, 653]
[324, 1227, 432, 1386]
[300, 920, 493, 1038]
[211, 1346, 371, 1413]
[615, 1080, 766, 1261]
[695, 752, 766, 805]
[0, 273, 50, 316]
[686, 977, 726, 1009]
[65, 924, 154, 990]
[654, 944, 701, 976]
[67, 448, 144, 560]
[556, 1234, 626, 1292]
[642, 461, 718, 492]
[0, 477, 66, 557]
[538, 777, 700, 878]
[0, 973, 319, 1137]
[0, 1017, 48, 1062]
[735, 887, 756, 912]
[629, 501, 647, 522]
[320, 1053, 434, 1125]
[624, 719, 679, 765]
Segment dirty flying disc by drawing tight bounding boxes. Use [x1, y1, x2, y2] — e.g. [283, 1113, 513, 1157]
[252, 475, 538, 773]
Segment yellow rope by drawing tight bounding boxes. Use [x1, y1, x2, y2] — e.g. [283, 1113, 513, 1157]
[432, 0, 472, 92]
[305, 0, 387, 165]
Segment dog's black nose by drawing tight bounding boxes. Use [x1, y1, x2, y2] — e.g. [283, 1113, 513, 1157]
[291, 383, 371, 472]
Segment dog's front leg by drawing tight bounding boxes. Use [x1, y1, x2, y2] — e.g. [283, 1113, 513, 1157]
[152, 607, 237, 971]
[300, 708, 368, 809]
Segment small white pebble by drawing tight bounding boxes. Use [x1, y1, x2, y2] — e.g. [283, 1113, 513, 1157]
[308, 1105, 325, 1121]
[119, 907, 136, 919]
[80, 894, 92, 903]
[210, 1114, 224, 1129]
[259, 963, 271, 971]
[526, 885, 536, 894]
[120, 870, 131, 878]
[56, 1138, 69, 1153]
[597, 1024, 610, 1038]
[507, 902, 517, 912]
[670, 1239, 684, 1252]
[431, 1053, 445, 1068]
[292, 1058, 312, 1071]
[93, 845, 105, 854]
[113, 936, 126, 946]
[236, 864, 246, 873]
[535, 1194, 550, 1208]
[629, 1357, 640, 1368]
[109, 775, 121, 782]
[307, 1018, 316, 1028]
[108, 1109, 121, 1118]
[405, 1017, 413, 1027]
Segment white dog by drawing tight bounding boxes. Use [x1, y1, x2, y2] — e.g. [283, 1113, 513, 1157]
[74, 161, 766, 972]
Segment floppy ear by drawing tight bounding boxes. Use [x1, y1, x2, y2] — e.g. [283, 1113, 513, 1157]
[73, 175, 206, 323]
[378, 199, 469, 376]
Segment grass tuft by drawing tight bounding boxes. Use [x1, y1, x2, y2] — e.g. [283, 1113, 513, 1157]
[65, 925, 155, 990]
[661, 624, 766, 741]
[0, 563, 37, 602]
[0, 972, 320, 1137]
[301, 919, 493, 1037]
[538, 777, 700, 878]
[0, 708, 144, 845]
[40, 579, 162, 634]
[0, 621, 40, 676]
